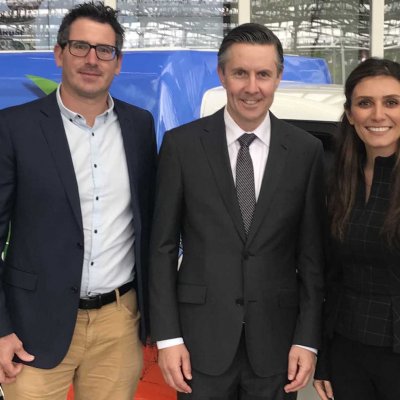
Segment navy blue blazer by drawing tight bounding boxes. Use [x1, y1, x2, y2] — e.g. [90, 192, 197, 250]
[0, 92, 157, 368]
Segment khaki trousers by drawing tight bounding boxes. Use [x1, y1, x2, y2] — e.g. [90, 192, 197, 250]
[3, 289, 143, 400]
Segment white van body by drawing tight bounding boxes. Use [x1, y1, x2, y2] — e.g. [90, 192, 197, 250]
[200, 83, 346, 157]
[200, 83, 345, 122]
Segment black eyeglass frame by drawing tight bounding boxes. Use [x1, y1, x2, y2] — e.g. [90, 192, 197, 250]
[62, 40, 120, 61]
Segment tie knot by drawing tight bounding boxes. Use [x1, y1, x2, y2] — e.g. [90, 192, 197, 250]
[238, 133, 256, 148]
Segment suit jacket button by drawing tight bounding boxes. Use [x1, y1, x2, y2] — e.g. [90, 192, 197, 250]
[76, 242, 83, 249]
[70, 286, 78, 293]
[235, 298, 244, 306]
[243, 252, 249, 260]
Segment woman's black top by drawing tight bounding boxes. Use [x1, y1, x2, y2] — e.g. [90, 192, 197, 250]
[330, 154, 400, 352]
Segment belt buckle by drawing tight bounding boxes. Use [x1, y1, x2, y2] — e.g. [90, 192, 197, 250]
[89, 294, 103, 309]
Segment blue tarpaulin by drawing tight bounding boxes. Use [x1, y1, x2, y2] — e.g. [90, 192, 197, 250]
[0, 50, 331, 143]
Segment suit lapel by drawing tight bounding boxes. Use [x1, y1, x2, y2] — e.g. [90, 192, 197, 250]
[247, 113, 288, 244]
[39, 93, 83, 230]
[114, 101, 142, 233]
[200, 109, 246, 243]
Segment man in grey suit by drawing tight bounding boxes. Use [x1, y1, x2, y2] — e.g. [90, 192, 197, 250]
[150, 23, 325, 399]
[0, 2, 156, 399]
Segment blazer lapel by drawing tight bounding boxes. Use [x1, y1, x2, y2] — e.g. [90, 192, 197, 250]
[39, 93, 83, 230]
[247, 113, 288, 244]
[200, 109, 246, 243]
[114, 101, 142, 233]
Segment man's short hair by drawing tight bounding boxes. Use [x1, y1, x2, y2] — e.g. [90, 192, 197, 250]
[218, 23, 284, 74]
[57, 1, 124, 54]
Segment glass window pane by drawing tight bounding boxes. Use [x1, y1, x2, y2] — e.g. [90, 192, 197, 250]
[251, 0, 371, 84]
[117, 0, 238, 49]
[384, 0, 400, 61]
[0, 0, 239, 51]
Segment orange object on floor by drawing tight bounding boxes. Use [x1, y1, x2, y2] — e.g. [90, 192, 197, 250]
[135, 345, 176, 400]
[66, 346, 176, 399]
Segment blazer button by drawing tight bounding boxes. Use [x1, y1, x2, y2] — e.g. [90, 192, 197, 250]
[70, 286, 78, 293]
[243, 252, 249, 260]
[76, 242, 83, 249]
[235, 298, 244, 306]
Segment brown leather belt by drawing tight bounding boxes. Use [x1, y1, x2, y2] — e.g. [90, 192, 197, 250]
[79, 281, 132, 309]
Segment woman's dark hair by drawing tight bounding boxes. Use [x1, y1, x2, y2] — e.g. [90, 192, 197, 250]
[330, 58, 400, 245]
[57, 1, 124, 54]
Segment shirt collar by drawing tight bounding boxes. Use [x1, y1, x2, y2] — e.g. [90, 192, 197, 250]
[224, 107, 271, 147]
[56, 84, 114, 125]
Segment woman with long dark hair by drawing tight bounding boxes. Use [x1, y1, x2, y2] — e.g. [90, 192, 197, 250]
[314, 58, 400, 400]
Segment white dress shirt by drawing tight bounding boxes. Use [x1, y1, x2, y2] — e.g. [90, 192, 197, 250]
[225, 108, 271, 200]
[57, 86, 135, 297]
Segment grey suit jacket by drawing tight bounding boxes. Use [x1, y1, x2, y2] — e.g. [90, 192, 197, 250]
[0, 92, 157, 368]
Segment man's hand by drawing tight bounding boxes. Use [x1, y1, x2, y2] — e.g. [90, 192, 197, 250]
[284, 346, 316, 393]
[158, 344, 192, 393]
[0, 333, 35, 384]
[313, 379, 334, 400]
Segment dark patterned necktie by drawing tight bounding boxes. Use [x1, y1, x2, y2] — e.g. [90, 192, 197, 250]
[236, 133, 257, 235]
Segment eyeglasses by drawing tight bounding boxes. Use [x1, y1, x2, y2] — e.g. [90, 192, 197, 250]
[65, 40, 119, 61]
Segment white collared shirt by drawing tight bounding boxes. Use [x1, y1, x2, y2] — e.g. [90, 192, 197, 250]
[224, 108, 271, 200]
[56, 85, 135, 297]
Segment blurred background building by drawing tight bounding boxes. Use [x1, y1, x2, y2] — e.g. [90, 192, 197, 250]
[0, 0, 398, 84]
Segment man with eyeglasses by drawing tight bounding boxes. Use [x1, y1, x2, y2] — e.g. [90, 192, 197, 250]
[0, 2, 156, 399]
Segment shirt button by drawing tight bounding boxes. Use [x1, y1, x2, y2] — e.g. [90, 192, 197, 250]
[96, 196, 99, 201]
[92, 132, 95, 136]
[91, 261, 94, 266]
[94, 164, 97, 168]
[94, 229, 98, 234]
